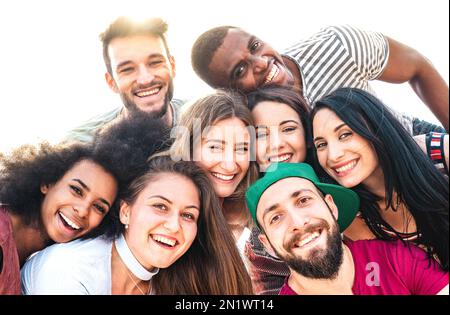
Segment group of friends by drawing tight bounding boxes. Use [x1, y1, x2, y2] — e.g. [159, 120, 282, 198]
[0, 16, 448, 295]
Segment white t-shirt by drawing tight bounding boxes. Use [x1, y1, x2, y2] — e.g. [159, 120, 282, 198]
[21, 237, 113, 295]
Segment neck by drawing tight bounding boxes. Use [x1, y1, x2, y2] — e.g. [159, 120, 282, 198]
[111, 243, 151, 295]
[10, 213, 50, 266]
[362, 166, 386, 198]
[288, 244, 355, 295]
[281, 55, 303, 92]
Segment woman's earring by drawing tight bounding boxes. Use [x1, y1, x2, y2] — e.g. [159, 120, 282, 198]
[125, 224, 129, 229]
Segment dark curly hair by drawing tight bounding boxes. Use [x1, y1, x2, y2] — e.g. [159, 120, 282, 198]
[191, 26, 236, 87]
[0, 115, 171, 239]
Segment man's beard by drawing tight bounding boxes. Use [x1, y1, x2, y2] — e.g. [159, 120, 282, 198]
[275, 219, 343, 280]
[120, 78, 174, 120]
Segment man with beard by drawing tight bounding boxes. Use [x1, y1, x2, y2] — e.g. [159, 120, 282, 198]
[246, 163, 449, 295]
[66, 17, 183, 143]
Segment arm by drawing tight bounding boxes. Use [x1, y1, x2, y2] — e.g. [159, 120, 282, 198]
[414, 133, 449, 171]
[378, 37, 449, 132]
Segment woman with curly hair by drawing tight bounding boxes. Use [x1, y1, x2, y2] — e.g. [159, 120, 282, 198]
[0, 116, 169, 294]
[21, 155, 253, 295]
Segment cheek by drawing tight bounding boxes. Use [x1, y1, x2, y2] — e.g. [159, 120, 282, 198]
[256, 139, 268, 161]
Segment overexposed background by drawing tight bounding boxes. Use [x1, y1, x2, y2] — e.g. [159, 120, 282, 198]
[0, 0, 448, 153]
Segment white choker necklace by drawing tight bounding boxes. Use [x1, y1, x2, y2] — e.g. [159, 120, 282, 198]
[115, 233, 159, 281]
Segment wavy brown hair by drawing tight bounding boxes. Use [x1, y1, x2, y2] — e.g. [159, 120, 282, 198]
[106, 156, 253, 294]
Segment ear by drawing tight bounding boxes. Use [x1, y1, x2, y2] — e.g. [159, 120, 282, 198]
[119, 200, 131, 225]
[258, 234, 279, 258]
[169, 56, 176, 78]
[40, 184, 49, 194]
[105, 72, 119, 93]
[324, 194, 339, 221]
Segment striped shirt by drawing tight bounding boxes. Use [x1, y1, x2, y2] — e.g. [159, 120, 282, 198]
[283, 25, 414, 134]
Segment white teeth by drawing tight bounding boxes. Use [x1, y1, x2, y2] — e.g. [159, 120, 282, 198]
[59, 212, 81, 230]
[334, 160, 357, 173]
[136, 87, 160, 97]
[298, 231, 320, 247]
[211, 172, 235, 181]
[269, 154, 292, 163]
[152, 235, 176, 247]
[264, 64, 279, 84]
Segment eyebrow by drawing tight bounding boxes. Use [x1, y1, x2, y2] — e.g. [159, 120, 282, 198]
[148, 195, 200, 211]
[313, 123, 347, 142]
[71, 179, 111, 208]
[115, 54, 166, 70]
[280, 120, 300, 126]
[205, 139, 248, 146]
[262, 189, 315, 218]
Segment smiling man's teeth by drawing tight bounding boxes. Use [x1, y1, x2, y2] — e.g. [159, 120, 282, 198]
[269, 154, 292, 163]
[211, 172, 235, 181]
[59, 212, 81, 230]
[334, 160, 357, 173]
[264, 64, 279, 84]
[136, 87, 160, 97]
[153, 235, 176, 247]
[298, 231, 320, 247]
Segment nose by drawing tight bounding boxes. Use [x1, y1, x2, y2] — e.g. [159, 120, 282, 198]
[220, 148, 238, 172]
[249, 55, 268, 74]
[136, 64, 155, 85]
[327, 141, 345, 162]
[73, 201, 90, 219]
[288, 208, 311, 232]
[163, 213, 181, 233]
[269, 130, 285, 153]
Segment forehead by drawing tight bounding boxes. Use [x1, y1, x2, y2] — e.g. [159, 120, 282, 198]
[139, 173, 200, 206]
[252, 101, 300, 125]
[63, 159, 108, 179]
[108, 34, 168, 64]
[257, 177, 317, 210]
[203, 117, 250, 141]
[313, 108, 344, 134]
[208, 29, 254, 79]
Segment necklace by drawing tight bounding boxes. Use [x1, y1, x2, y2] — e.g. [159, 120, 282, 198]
[114, 233, 159, 295]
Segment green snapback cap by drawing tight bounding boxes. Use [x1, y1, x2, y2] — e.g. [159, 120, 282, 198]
[245, 163, 360, 231]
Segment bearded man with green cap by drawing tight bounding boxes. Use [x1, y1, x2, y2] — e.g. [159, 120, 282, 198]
[246, 163, 449, 295]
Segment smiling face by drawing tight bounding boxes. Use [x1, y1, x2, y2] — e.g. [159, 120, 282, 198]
[207, 29, 294, 92]
[252, 101, 307, 171]
[313, 108, 380, 188]
[105, 34, 175, 118]
[257, 177, 343, 279]
[40, 159, 117, 243]
[120, 173, 200, 270]
[194, 117, 251, 199]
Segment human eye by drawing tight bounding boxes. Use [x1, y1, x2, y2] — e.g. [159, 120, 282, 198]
[282, 126, 297, 133]
[269, 213, 282, 225]
[149, 59, 164, 67]
[152, 203, 168, 211]
[181, 211, 197, 222]
[236, 145, 249, 154]
[250, 40, 261, 52]
[208, 144, 223, 153]
[314, 141, 327, 150]
[118, 66, 134, 74]
[233, 63, 246, 79]
[339, 131, 353, 140]
[296, 196, 312, 207]
[256, 128, 268, 139]
[93, 203, 107, 214]
[70, 185, 83, 196]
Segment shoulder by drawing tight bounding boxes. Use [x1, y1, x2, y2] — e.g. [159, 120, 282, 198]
[0, 207, 13, 241]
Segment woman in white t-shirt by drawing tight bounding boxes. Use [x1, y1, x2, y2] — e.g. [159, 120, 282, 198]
[21, 156, 253, 295]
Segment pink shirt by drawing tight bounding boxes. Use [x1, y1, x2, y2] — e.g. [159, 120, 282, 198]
[0, 207, 21, 295]
[280, 239, 448, 295]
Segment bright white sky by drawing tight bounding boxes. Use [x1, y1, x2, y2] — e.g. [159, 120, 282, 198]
[0, 0, 448, 153]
